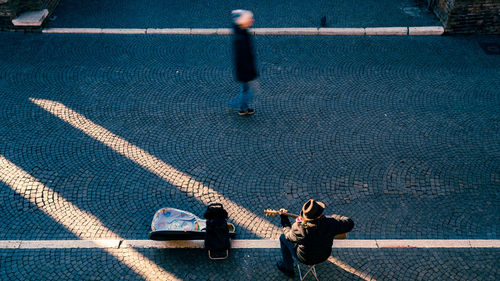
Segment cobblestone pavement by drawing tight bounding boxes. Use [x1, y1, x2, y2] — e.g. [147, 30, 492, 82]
[46, 0, 440, 29]
[0, 248, 499, 281]
[1, 33, 499, 280]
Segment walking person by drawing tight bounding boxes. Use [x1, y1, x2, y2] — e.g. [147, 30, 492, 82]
[275, 199, 355, 277]
[229, 10, 258, 116]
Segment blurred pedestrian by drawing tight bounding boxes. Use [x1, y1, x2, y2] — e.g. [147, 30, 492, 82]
[229, 10, 258, 116]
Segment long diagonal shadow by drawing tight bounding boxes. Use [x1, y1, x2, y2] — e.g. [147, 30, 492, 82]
[0, 155, 180, 281]
[30, 98, 280, 238]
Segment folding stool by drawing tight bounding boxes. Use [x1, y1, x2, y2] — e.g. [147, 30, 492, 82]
[297, 262, 320, 281]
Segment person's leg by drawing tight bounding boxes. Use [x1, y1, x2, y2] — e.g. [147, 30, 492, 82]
[239, 82, 250, 112]
[227, 86, 241, 109]
[228, 82, 254, 115]
[278, 234, 296, 270]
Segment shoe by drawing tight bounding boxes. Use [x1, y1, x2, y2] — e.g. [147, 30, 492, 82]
[238, 109, 255, 116]
[276, 261, 294, 277]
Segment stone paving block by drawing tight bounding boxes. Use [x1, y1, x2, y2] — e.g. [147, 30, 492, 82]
[42, 28, 102, 33]
[100, 28, 146, 34]
[335, 240, 377, 248]
[0, 240, 21, 249]
[318, 27, 365, 35]
[216, 28, 232, 35]
[18, 240, 121, 249]
[252, 28, 319, 35]
[231, 239, 280, 248]
[409, 26, 445, 35]
[146, 28, 190, 34]
[470, 240, 500, 248]
[190, 28, 218, 35]
[121, 240, 204, 249]
[376, 239, 471, 248]
[365, 26, 408, 35]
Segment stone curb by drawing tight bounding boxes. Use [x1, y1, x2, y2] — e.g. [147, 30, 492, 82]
[376, 239, 471, 248]
[409, 26, 445, 35]
[42, 26, 444, 36]
[0, 239, 497, 249]
[252, 28, 319, 35]
[469, 240, 500, 248]
[365, 27, 408, 35]
[190, 28, 218, 35]
[42, 28, 102, 34]
[9, 240, 121, 249]
[100, 28, 146, 34]
[146, 28, 190, 34]
[319, 28, 366, 35]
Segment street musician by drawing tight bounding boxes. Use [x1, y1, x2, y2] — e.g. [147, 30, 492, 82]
[270, 199, 355, 277]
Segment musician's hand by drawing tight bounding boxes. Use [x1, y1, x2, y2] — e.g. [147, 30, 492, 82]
[278, 208, 288, 219]
[279, 209, 291, 227]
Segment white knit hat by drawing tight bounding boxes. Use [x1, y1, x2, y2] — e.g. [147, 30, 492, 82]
[231, 9, 254, 27]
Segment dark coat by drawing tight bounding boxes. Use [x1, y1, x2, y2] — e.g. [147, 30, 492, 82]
[283, 215, 354, 265]
[232, 25, 258, 82]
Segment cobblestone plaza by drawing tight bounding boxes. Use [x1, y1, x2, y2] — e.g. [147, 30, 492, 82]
[1, 1, 499, 280]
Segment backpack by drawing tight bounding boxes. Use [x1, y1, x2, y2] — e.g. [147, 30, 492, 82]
[203, 203, 230, 260]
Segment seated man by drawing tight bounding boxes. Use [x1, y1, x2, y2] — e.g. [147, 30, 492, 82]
[276, 199, 355, 277]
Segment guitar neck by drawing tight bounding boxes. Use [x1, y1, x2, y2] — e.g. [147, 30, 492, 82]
[281, 212, 299, 219]
[264, 209, 300, 219]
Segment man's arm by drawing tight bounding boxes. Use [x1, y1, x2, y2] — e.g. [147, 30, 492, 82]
[330, 214, 354, 239]
[280, 214, 302, 243]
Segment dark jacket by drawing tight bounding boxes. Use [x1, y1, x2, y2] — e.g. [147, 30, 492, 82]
[232, 25, 258, 82]
[282, 215, 354, 265]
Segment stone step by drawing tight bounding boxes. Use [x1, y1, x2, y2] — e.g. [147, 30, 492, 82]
[12, 9, 48, 27]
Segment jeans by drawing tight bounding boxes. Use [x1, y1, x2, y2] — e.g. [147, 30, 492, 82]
[228, 81, 254, 111]
[279, 234, 297, 270]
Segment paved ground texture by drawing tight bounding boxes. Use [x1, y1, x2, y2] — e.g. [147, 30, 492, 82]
[1, 30, 499, 281]
[47, 0, 440, 28]
[0, 248, 498, 281]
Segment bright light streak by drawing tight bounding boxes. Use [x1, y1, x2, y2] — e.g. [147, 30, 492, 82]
[0, 155, 180, 281]
[328, 256, 378, 281]
[30, 98, 280, 238]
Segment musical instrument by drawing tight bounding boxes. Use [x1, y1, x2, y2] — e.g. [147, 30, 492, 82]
[264, 209, 298, 218]
[264, 208, 348, 239]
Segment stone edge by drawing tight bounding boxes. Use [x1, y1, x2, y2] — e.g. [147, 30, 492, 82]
[42, 26, 444, 36]
[0, 239, 498, 249]
[12, 9, 49, 27]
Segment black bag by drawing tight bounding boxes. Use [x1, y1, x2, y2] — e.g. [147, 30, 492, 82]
[203, 203, 230, 259]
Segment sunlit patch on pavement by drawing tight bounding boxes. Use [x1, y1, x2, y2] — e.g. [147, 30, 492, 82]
[29, 98, 280, 238]
[0, 155, 180, 281]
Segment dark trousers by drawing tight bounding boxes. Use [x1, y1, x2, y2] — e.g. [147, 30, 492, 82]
[279, 234, 297, 270]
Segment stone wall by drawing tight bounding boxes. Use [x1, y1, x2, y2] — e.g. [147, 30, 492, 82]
[427, 0, 454, 25]
[0, 0, 43, 18]
[0, 0, 59, 31]
[428, 0, 500, 34]
[0, 0, 16, 18]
